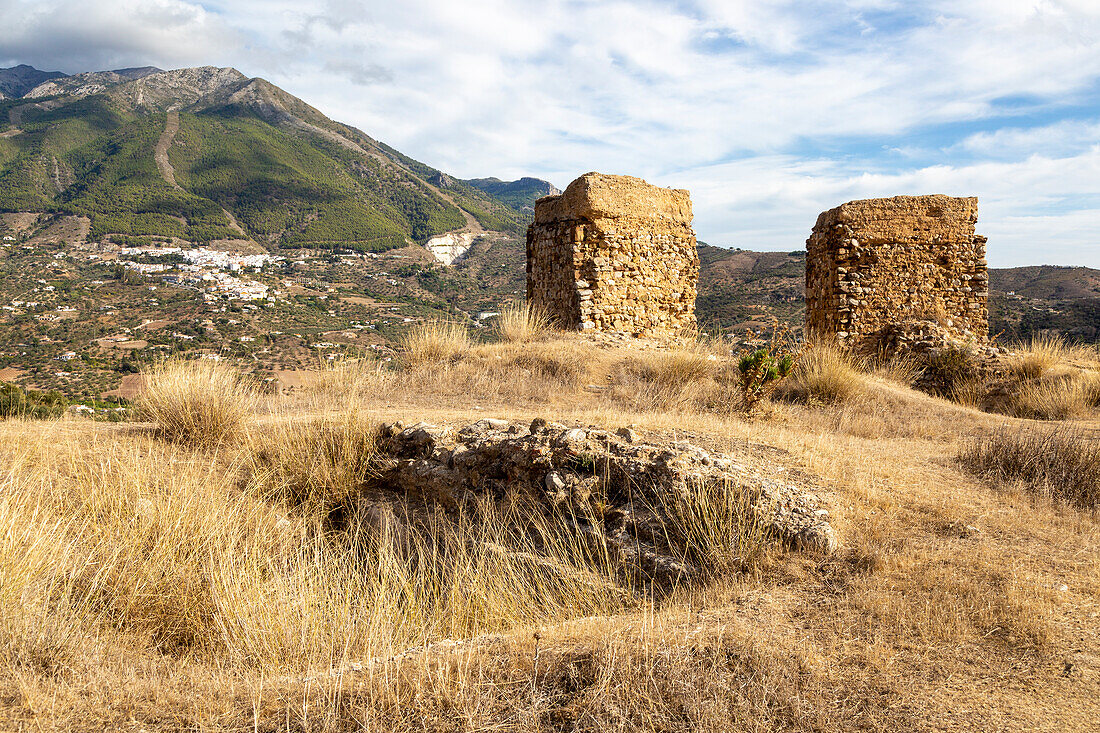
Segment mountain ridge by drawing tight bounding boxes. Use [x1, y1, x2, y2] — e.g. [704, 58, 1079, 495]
[0, 64, 67, 99]
[0, 64, 545, 252]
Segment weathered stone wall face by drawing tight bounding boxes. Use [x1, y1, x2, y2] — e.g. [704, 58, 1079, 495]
[805, 195, 989, 348]
[526, 172, 698, 339]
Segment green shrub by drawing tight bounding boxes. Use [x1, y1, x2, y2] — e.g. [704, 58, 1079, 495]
[0, 383, 68, 419]
[923, 346, 982, 402]
[737, 347, 794, 413]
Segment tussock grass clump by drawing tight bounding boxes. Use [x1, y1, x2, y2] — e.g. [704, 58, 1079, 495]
[922, 345, 984, 403]
[138, 359, 255, 448]
[314, 355, 386, 398]
[608, 345, 725, 413]
[495, 301, 552, 343]
[656, 478, 768, 573]
[0, 428, 633, 675]
[959, 427, 1100, 511]
[779, 339, 865, 404]
[400, 319, 470, 367]
[870, 352, 924, 386]
[1012, 371, 1100, 420]
[247, 409, 379, 509]
[1008, 334, 1070, 380]
[624, 347, 721, 390]
[0, 436, 295, 664]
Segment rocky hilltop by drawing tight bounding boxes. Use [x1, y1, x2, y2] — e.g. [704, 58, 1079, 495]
[0, 64, 67, 99]
[467, 176, 562, 211]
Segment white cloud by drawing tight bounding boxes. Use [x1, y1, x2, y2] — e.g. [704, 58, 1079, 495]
[682, 149, 1100, 267]
[954, 120, 1100, 159]
[0, 0, 243, 73]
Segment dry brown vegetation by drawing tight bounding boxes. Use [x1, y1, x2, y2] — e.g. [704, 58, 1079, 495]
[398, 318, 472, 367]
[495, 301, 553, 343]
[1002, 336, 1100, 420]
[2, 334, 1099, 731]
[960, 427, 1100, 511]
[777, 338, 866, 404]
[137, 358, 256, 447]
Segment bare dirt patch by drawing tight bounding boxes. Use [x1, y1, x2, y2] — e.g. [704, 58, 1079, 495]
[0, 367, 25, 381]
[1, 212, 44, 233]
[273, 369, 322, 392]
[100, 373, 145, 399]
[26, 215, 90, 245]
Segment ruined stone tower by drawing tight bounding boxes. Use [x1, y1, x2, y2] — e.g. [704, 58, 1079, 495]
[526, 172, 698, 339]
[805, 195, 989, 349]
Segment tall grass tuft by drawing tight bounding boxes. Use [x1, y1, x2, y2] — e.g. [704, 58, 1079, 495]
[1012, 371, 1100, 420]
[655, 478, 768, 574]
[247, 408, 379, 510]
[495, 301, 552, 344]
[625, 348, 721, 390]
[400, 319, 470, 367]
[959, 427, 1100, 511]
[138, 359, 256, 448]
[779, 339, 865, 404]
[1009, 334, 1070, 380]
[315, 355, 386, 399]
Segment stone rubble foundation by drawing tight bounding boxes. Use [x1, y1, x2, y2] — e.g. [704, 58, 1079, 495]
[367, 418, 837, 586]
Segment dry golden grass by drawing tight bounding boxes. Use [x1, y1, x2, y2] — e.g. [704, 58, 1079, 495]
[869, 351, 925, 386]
[2, 337, 1099, 731]
[246, 407, 379, 509]
[960, 427, 1100, 511]
[137, 358, 256, 448]
[313, 355, 387, 398]
[399, 318, 471, 366]
[1012, 370, 1100, 420]
[778, 338, 866, 404]
[494, 301, 552, 343]
[1009, 334, 1072, 380]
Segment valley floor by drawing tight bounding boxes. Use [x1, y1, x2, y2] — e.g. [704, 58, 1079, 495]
[1, 336, 1098, 731]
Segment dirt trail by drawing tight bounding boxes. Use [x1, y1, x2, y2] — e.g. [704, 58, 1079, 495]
[50, 156, 64, 193]
[155, 110, 248, 238]
[154, 110, 182, 189]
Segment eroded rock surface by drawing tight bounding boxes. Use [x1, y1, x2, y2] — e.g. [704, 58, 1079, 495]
[369, 418, 837, 585]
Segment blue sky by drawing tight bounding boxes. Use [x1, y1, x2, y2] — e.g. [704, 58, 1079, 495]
[2, 0, 1099, 267]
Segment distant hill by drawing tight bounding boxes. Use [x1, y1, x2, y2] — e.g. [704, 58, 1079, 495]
[989, 266, 1100, 300]
[0, 64, 526, 251]
[989, 266, 1100, 342]
[466, 177, 561, 212]
[0, 65, 66, 99]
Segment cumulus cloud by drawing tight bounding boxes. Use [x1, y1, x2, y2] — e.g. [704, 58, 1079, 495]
[1, 0, 1099, 265]
[0, 0, 243, 73]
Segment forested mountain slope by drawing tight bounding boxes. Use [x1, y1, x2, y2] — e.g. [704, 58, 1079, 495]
[0, 65, 524, 251]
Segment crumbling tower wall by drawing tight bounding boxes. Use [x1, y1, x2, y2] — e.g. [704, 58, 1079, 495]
[805, 195, 989, 348]
[526, 172, 698, 339]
